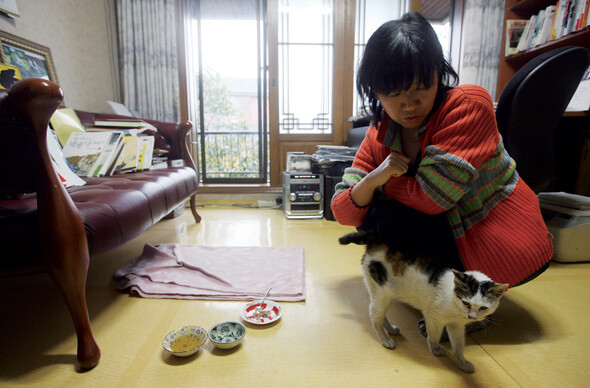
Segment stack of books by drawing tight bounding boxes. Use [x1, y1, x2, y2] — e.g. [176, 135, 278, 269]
[50, 118, 159, 185]
[506, 0, 590, 56]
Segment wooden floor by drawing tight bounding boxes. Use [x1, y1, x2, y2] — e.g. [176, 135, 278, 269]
[1, 205, 589, 387]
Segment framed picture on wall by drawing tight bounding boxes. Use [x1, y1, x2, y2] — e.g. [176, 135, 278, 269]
[0, 30, 58, 83]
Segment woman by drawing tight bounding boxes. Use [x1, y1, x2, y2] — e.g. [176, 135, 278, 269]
[331, 12, 552, 319]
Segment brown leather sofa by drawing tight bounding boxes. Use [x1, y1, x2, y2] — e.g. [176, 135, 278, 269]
[0, 79, 201, 370]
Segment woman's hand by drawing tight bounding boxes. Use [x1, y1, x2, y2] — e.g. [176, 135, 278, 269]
[350, 153, 410, 207]
[371, 153, 410, 185]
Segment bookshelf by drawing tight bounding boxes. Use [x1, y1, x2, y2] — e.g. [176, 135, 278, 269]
[497, 0, 590, 100]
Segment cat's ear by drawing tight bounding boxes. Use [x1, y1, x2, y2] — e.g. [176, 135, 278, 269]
[452, 269, 468, 290]
[452, 269, 465, 282]
[489, 283, 509, 298]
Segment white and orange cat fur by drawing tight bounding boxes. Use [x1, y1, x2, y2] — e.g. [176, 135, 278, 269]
[340, 230, 508, 373]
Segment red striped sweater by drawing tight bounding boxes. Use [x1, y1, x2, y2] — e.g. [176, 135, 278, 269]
[331, 85, 553, 287]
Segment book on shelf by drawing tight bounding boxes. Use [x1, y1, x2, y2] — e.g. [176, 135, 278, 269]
[61, 131, 114, 177]
[46, 128, 86, 187]
[537, 5, 556, 46]
[550, 0, 566, 40]
[529, 9, 546, 47]
[114, 134, 139, 174]
[505, 19, 528, 56]
[562, 0, 574, 35]
[575, 0, 588, 28]
[582, 0, 589, 29]
[518, 14, 538, 52]
[515, 0, 590, 55]
[574, 0, 590, 30]
[516, 16, 534, 52]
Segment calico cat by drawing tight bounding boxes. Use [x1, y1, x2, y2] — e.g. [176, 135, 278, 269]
[339, 230, 508, 373]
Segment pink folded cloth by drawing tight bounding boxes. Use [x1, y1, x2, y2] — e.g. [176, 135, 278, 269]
[113, 244, 305, 301]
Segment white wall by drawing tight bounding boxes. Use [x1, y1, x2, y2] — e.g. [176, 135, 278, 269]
[0, 0, 118, 112]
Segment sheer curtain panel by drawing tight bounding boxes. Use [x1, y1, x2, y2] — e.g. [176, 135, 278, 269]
[116, 0, 180, 122]
[458, 0, 504, 99]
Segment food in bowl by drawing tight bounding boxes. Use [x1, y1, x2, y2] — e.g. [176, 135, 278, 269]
[162, 326, 207, 357]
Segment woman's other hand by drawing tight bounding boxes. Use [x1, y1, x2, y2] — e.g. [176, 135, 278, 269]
[351, 153, 410, 207]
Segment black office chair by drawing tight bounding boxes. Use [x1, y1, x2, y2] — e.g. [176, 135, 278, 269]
[495, 45, 590, 193]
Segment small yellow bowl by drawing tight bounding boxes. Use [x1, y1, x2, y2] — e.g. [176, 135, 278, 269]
[162, 326, 207, 357]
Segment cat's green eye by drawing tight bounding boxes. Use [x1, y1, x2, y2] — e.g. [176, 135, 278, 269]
[462, 301, 471, 308]
[479, 306, 488, 311]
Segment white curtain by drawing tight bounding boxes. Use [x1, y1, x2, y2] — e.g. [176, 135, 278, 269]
[353, 0, 411, 115]
[116, 0, 179, 122]
[458, 0, 505, 99]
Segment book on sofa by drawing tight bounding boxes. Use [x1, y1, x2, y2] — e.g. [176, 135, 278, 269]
[47, 128, 86, 187]
[61, 131, 115, 177]
[113, 134, 139, 174]
[91, 118, 157, 133]
[92, 132, 125, 177]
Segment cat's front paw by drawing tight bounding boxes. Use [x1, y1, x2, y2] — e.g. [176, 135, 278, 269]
[428, 342, 445, 357]
[378, 335, 396, 349]
[456, 359, 475, 373]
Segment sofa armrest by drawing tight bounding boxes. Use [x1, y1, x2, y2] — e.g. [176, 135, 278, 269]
[0, 79, 62, 195]
[0, 78, 100, 369]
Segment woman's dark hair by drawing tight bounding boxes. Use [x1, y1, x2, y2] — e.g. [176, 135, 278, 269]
[356, 11, 459, 124]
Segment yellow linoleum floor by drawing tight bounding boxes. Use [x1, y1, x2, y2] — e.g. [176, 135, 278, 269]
[1, 205, 589, 387]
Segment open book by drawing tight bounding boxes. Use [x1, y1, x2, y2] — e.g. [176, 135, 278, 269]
[61, 132, 114, 177]
[46, 128, 86, 187]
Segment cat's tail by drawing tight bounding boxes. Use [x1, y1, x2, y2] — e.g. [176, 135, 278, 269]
[338, 230, 374, 246]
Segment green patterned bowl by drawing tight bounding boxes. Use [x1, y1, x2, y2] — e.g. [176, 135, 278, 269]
[208, 321, 247, 349]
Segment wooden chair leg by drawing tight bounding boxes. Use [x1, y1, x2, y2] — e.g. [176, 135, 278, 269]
[190, 194, 202, 223]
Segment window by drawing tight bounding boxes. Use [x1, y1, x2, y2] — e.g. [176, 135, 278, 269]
[181, 0, 459, 186]
[187, 0, 268, 183]
[277, 0, 334, 135]
[352, 0, 410, 118]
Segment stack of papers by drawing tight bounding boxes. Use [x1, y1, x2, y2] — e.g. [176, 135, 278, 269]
[312, 145, 357, 162]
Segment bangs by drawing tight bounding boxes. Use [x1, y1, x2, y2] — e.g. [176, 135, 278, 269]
[370, 38, 440, 95]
